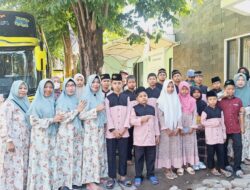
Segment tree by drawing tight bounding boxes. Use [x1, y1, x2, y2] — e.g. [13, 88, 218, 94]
[1, 0, 193, 78]
[65, 0, 191, 77]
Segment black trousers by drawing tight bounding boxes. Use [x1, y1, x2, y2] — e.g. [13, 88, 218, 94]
[224, 133, 242, 172]
[206, 143, 225, 170]
[127, 127, 134, 161]
[134, 146, 156, 178]
[197, 130, 207, 163]
[106, 138, 128, 178]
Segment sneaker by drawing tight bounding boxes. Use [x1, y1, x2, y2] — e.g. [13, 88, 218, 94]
[193, 164, 200, 171]
[134, 177, 142, 187]
[198, 162, 207, 170]
[148, 176, 159, 185]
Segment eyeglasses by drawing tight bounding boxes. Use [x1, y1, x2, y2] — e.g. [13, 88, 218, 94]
[66, 84, 76, 87]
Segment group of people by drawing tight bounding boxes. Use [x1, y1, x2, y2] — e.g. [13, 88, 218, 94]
[0, 67, 250, 190]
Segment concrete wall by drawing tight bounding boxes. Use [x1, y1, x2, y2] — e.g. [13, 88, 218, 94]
[173, 0, 250, 86]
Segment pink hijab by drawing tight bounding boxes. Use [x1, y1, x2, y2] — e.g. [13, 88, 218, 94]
[178, 81, 196, 114]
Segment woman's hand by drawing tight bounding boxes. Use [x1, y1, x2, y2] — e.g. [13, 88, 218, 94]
[96, 104, 105, 112]
[7, 142, 15, 152]
[53, 114, 64, 123]
[77, 100, 86, 113]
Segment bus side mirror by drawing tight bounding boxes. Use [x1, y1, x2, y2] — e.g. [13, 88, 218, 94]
[35, 45, 47, 71]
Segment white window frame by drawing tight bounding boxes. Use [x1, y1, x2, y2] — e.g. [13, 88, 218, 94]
[224, 33, 250, 80]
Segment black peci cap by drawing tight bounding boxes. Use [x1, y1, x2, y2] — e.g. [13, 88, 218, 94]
[111, 73, 122, 81]
[194, 71, 203, 76]
[206, 90, 217, 98]
[224, 79, 235, 87]
[135, 86, 146, 96]
[211, 76, 221, 83]
[100, 74, 110, 80]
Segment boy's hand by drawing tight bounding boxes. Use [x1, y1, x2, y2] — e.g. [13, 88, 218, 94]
[223, 91, 228, 98]
[241, 127, 245, 134]
[112, 130, 121, 138]
[141, 116, 150, 123]
[119, 128, 128, 137]
[155, 136, 160, 145]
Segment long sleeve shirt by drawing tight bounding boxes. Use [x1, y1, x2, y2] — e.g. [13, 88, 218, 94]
[130, 104, 160, 146]
[201, 106, 226, 145]
[105, 92, 130, 139]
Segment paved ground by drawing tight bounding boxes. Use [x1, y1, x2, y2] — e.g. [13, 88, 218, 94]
[77, 163, 250, 190]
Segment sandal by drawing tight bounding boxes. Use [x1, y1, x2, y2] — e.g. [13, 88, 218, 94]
[171, 171, 178, 179]
[177, 168, 184, 176]
[225, 165, 233, 172]
[59, 187, 70, 190]
[220, 169, 232, 178]
[211, 168, 221, 176]
[185, 167, 195, 175]
[243, 159, 250, 165]
[106, 179, 115, 189]
[118, 178, 132, 187]
[235, 170, 244, 178]
[148, 176, 159, 185]
[134, 177, 142, 187]
[164, 171, 175, 180]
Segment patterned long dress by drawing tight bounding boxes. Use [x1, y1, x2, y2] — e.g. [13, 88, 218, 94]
[27, 115, 56, 190]
[181, 108, 199, 166]
[242, 107, 250, 160]
[0, 100, 30, 190]
[156, 110, 183, 169]
[55, 109, 97, 189]
[79, 109, 108, 184]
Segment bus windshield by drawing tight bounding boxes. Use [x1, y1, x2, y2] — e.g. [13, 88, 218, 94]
[0, 47, 37, 98]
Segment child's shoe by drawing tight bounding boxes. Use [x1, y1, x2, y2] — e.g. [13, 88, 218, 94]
[198, 162, 206, 170]
[134, 177, 142, 187]
[192, 164, 200, 171]
[148, 176, 159, 185]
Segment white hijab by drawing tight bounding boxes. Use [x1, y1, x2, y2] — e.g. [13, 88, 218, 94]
[157, 80, 182, 130]
[74, 73, 85, 99]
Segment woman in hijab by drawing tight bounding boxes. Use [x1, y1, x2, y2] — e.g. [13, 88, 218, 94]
[238, 67, 250, 87]
[178, 81, 199, 175]
[234, 73, 250, 165]
[54, 78, 85, 190]
[52, 76, 62, 100]
[156, 80, 183, 179]
[0, 81, 30, 190]
[79, 74, 107, 190]
[27, 79, 63, 190]
[74, 73, 85, 100]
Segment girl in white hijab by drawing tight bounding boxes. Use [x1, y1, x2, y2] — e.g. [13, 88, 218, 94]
[74, 73, 85, 99]
[156, 80, 184, 179]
